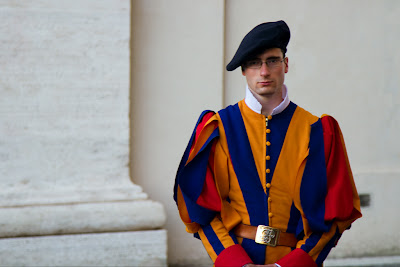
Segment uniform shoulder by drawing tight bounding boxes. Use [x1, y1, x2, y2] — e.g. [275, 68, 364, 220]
[320, 114, 343, 136]
[292, 104, 319, 124]
[192, 110, 218, 135]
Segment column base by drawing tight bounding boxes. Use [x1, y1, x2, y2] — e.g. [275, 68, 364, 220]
[0, 199, 165, 238]
[0, 230, 167, 266]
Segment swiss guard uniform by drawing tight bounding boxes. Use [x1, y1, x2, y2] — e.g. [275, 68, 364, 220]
[173, 21, 362, 267]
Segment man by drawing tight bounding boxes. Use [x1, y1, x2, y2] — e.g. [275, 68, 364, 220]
[174, 20, 361, 267]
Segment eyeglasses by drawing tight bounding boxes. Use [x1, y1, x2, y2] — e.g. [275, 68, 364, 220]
[244, 58, 285, 69]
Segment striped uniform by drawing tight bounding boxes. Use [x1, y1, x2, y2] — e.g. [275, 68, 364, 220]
[174, 100, 362, 267]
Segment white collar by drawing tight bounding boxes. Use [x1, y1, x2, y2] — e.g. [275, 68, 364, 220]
[244, 84, 290, 115]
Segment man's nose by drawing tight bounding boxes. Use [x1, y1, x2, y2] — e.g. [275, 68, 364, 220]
[260, 62, 270, 76]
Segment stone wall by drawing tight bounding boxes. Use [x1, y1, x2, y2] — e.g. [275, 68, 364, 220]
[0, 1, 166, 266]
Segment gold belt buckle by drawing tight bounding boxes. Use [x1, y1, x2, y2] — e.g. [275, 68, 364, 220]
[255, 225, 280, 247]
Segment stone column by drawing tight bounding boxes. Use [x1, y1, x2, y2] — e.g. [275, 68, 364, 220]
[0, 1, 166, 266]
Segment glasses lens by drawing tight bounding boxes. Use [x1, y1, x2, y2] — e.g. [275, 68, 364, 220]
[267, 59, 280, 68]
[244, 58, 283, 69]
[246, 60, 262, 69]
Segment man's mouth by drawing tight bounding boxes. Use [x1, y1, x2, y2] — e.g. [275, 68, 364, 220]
[258, 81, 272, 86]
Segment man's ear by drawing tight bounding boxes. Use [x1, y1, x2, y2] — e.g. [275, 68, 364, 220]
[284, 57, 289, 73]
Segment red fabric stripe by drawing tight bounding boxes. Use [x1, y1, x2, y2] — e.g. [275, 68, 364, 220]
[214, 244, 253, 267]
[276, 248, 317, 267]
[196, 142, 221, 211]
[321, 116, 354, 221]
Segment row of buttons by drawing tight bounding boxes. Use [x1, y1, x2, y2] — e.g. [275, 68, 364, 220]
[265, 115, 272, 176]
[266, 115, 273, 219]
[268, 196, 273, 218]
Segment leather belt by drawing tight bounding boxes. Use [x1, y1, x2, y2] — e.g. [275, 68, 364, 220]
[234, 224, 298, 247]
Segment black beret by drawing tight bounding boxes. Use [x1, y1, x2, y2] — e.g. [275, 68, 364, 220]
[226, 20, 290, 71]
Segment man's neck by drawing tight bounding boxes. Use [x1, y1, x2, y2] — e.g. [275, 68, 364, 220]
[260, 96, 283, 116]
[251, 89, 283, 116]
[244, 84, 290, 116]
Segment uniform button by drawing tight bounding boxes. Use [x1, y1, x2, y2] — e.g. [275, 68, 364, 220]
[266, 141, 271, 146]
[269, 212, 273, 218]
[266, 129, 271, 134]
[266, 155, 270, 160]
[266, 183, 271, 188]
[268, 197, 272, 202]
[267, 115, 272, 120]
[266, 169, 271, 174]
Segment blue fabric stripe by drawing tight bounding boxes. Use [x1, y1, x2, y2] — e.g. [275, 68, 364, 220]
[228, 231, 239, 244]
[219, 104, 266, 264]
[174, 110, 215, 202]
[241, 239, 267, 264]
[202, 224, 225, 255]
[173, 111, 220, 225]
[286, 201, 301, 235]
[300, 232, 323, 253]
[219, 104, 267, 225]
[296, 218, 305, 240]
[179, 128, 220, 225]
[181, 128, 219, 201]
[266, 102, 297, 184]
[316, 227, 340, 264]
[300, 119, 329, 232]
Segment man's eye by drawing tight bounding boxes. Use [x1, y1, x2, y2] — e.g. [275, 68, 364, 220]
[248, 60, 260, 65]
[268, 59, 278, 64]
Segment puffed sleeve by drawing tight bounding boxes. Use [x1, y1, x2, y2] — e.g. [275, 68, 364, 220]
[173, 110, 220, 232]
[277, 115, 362, 267]
[173, 111, 253, 267]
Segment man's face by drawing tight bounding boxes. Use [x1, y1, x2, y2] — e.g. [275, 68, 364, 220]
[242, 48, 288, 99]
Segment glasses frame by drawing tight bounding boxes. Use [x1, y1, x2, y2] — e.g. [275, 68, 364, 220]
[244, 57, 286, 70]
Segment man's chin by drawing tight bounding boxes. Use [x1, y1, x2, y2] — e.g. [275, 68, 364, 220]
[256, 87, 275, 96]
